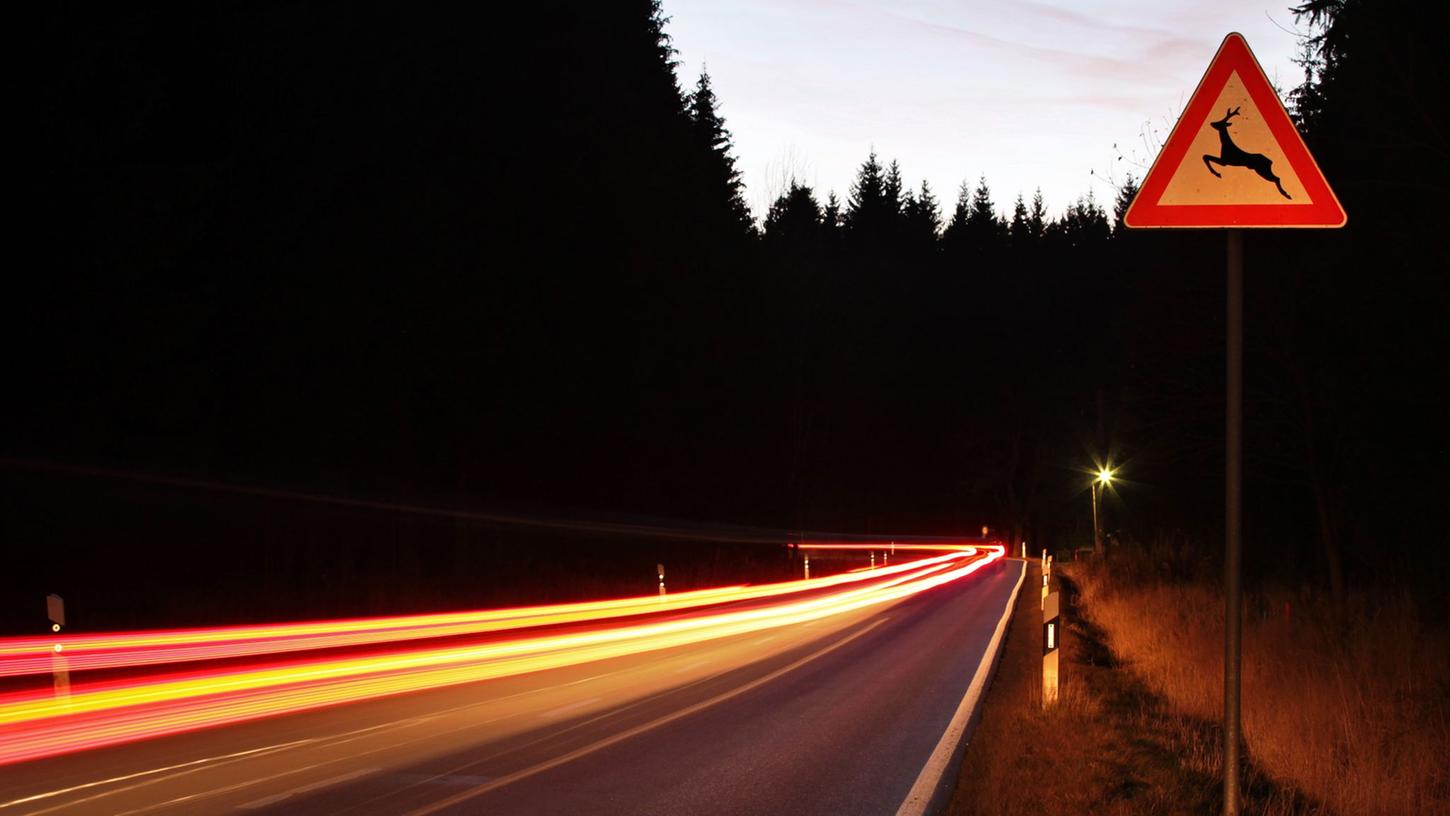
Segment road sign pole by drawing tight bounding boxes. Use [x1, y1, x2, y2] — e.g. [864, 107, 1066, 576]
[1120, 32, 1343, 815]
[1224, 228, 1244, 816]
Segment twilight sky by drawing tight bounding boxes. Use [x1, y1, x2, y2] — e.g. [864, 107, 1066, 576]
[662, 0, 1309, 221]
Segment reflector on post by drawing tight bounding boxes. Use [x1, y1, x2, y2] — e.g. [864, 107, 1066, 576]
[1043, 591, 1061, 707]
[46, 594, 69, 702]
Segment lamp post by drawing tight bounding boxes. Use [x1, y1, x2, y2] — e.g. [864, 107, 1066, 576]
[1092, 467, 1114, 556]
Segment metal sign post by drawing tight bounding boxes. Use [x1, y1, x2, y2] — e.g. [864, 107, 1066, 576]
[1224, 229, 1244, 812]
[1124, 33, 1345, 815]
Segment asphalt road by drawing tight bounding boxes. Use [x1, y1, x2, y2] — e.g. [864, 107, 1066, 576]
[0, 559, 1024, 816]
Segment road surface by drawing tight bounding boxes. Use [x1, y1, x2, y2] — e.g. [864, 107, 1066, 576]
[0, 557, 1023, 815]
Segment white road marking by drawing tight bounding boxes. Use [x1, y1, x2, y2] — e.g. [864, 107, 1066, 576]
[7, 609, 874, 814]
[562, 673, 609, 687]
[672, 659, 708, 674]
[237, 767, 377, 809]
[538, 697, 601, 719]
[895, 560, 1025, 816]
[406, 617, 889, 816]
[3, 666, 626, 815]
[0, 740, 314, 813]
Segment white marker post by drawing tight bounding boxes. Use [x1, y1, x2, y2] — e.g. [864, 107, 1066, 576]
[1043, 590, 1061, 707]
[657, 563, 665, 596]
[870, 551, 876, 569]
[804, 552, 810, 580]
[47, 594, 69, 702]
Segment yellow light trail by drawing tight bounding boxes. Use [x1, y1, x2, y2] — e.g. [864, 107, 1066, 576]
[0, 542, 1003, 766]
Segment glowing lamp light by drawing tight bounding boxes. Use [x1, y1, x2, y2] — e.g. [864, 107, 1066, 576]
[1096, 468, 1115, 485]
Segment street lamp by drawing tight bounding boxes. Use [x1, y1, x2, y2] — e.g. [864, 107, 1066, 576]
[1092, 467, 1114, 556]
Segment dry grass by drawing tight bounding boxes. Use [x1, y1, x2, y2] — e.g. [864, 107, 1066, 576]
[950, 563, 1323, 816]
[1074, 560, 1450, 815]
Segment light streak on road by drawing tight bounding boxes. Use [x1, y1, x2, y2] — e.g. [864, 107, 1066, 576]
[0, 545, 980, 678]
[0, 543, 1002, 767]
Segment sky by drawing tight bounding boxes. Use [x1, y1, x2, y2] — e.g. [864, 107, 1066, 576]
[662, 0, 1311, 222]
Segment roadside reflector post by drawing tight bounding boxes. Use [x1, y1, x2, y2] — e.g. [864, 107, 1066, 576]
[657, 563, 665, 596]
[1021, 540, 1026, 559]
[47, 594, 69, 701]
[1042, 590, 1061, 707]
[870, 551, 876, 569]
[804, 553, 810, 580]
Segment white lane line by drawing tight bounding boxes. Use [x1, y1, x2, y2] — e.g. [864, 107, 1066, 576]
[405, 617, 889, 816]
[538, 697, 601, 719]
[562, 673, 608, 687]
[895, 560, 1026, 816]
[4, 666, 627, 814]
[104, 710, 530, 816]
[236, 767, 377, 810]
[13, 715, 444, 816]
[0, 740, 314, 813]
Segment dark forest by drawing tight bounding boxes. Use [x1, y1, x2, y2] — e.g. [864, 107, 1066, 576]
[4, 0, 1446, 630]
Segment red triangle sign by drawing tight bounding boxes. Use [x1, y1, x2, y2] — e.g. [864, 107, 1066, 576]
[1125, 33, 1345, 229]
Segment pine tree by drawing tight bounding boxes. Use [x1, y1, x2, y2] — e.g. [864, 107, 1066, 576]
[943, 181, 972, 246]
[965, 175, 1003, 249]
[903, 180, 941, 247]
[1008, 193, 1031, 245]
[764, 180, 823, 244]
[884, 160, 904, 218]
[1112, 175, 1139, 235]
[1029, 188, 1048, 240]
[823, 191, 843, 232]
[687, 69, 754, 237]
[846, 151, 892, 241]
[1052, 190, 1111, 247]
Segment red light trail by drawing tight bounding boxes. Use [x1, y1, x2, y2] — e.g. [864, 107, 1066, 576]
[0, 542, 1002, 767]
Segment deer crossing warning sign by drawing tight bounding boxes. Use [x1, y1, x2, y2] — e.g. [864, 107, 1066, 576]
[1124, 32, 1345, 229]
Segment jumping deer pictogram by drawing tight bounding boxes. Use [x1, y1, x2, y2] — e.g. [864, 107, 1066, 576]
[1202, 106, 1290, 199]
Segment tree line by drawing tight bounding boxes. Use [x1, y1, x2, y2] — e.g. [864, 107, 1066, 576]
[6, 0, 1445, 621]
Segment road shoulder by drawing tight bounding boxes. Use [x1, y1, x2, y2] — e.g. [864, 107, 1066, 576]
[944, 564, 1326, 816]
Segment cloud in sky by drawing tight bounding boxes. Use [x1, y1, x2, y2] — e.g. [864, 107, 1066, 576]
[662, 0, 1310, 220]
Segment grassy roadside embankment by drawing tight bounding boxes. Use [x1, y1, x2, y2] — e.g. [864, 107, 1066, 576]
[947, 557, 1448, 815]
[1071, 557, 1448, 816]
